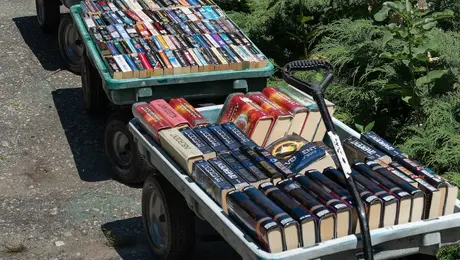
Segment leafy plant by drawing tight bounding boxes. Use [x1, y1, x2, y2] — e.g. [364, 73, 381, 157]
[374, 0, 454, 124]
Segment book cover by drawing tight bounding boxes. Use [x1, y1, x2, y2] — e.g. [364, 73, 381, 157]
[240, 145, 283, 184]
[353, 162, 412, 225]
[293, 174, 353, 238]
[247, 92, 293, 145]
[262, 87, 309, 136]
[231, 149, 270, 184]
[343, 136, 392, 164]
[217, 93, 274, 146]
[366, 161, 425, 222]
[360, 131, 408, 158]
[208, 124, 241, 151]
[149, 99, 191, 129]
[259, 182, 317, 247]
[158, 128, 204, 174]
[191, 160, 235, 212]
[208, 157, 249, 190]
[169, 98, 209, 127]
[243, 186, 300, 250]
[323, 167, 383, 231]
[254, 146, 295, 179]
[221, 122, 258, 149]
[314, 141, 340, 168]
[280, 141, 334, 174]
[266, 133, 310, 160]
[277, 179, 336, 242]
[226, 190, 283, 253]
[220, 153, 261, 187]
[179, 127, 216, 160]
[132, 102, 170, 142]
[194, 126, 230, 154]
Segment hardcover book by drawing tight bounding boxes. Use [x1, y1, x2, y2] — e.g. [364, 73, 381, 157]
[259, 182, 316, 247]
[220, 153, 261, 187]
[208, 157, 249, 190]
[158, 128, 204, 174]
[231, 149, 270, 184]
[366, 161, 425, 222]
[169, 98, 210, 127]
[277, 179, 336, 242]
[353, 162, 412, 225]
[132, 102, 170, 142]
[275, 85, 335, 142]
[314, 141, 340, 168]
[221, 122, 258, 149]
[194, 126, 230, 155]
[254, 146, 295, 179]
[217, 93, 274, 146]
[191, 160, 235, 212]
[208, 124, 241, 151]
[179, 127, 216, 160]
[265, 133, 309, 160]
[262, 87, 308, 137]
[360, 131, 408, 158]
[279, 140, 335, 174]
[293, 174, 353, 238]
[149, 99, 190, 129]
[374, 160, 418, 188]
[343, 136, 392, 164]
[323, 167, 383, 231]
[247, 92, 293, 145]
[226, 190, 283, 253]
[240, 146, 283, 184]
[243, 186, 300, 250]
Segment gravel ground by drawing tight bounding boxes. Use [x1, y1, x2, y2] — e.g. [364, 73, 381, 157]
[0, 1, 239, 259]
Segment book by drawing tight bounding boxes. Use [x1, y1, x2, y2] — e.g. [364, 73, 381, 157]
[293, 174, 353, 238]
[208, 157, 249, 190]
[243, 186, 300, 250]
[374, 160, 418, 188]
[149, 99, 190, 129]
[208, 124, 241, 151]
[314, 141, 340, 168]
[220, 153, 262, 187]
[194, 126, 230, 155]
[259, 182, 317, 247]
[254, 146, 295, 179]
[247, 92, 293, 146]
[353, 162, 412, 225]
[390, 162, 442, 219]
[277, 179, 336, 242]
[343, 136, 392, 164]
[360, 131, 408, 158]
[262, 87, 308, 137]
[323, 167, 383, 231]
[366, 161, 425, 222]
[275, 85, 336, 142]
[221, 122, 258, 149]
[226, 190, 283, 253]
[218, 93, 274, 146]
[158, 128, 204, 174]
[265, 133, 309, 160]
[132, 102, 170, 142]
[178, 127, 216, 160]
[191, 160, 235, 212]
[169, 98, 209, 127]
[240, 145, 284, 184]
[278, 140, 335, 174]
[231, 149, 270, 184]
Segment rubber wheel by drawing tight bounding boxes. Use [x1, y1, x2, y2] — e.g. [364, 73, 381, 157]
[58, 15, 84, 74]
[36, 0, 60, 33]
[105, 111, 152, 184]
[81, 51, 107, 115]
[142, 175, 195, 260]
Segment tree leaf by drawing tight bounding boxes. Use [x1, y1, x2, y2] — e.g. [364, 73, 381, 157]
[414, 66, 427, 72]
[405, 0, 413, 12]
[402, 96, 412, 104]
[355, 123, 364, 133]
[399, 29, 408, 38]
[300, 16, 314, 24]
[380, 51, 409, 60]
[382, 31, 394, 46]
[430, 10, 454, 20]
[415, 70, 449, 87]
[384, 83, 401, 90]
[364, 122, 375, 132]
[423, 21, 438, 30]
[402, 59, 410, 67]
[375, 5, 391, 21]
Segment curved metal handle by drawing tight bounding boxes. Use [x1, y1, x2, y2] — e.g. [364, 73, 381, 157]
[282, 59, 334, 96]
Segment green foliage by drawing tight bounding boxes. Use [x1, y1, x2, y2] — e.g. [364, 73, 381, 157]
[437, 244, 460, 260]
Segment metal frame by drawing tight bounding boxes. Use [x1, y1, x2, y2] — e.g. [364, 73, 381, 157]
[129, 105, 460, 260]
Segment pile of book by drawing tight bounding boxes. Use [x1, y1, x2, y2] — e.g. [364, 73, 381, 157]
[80, 0, 268, 79]
[133, 87, 458, 254]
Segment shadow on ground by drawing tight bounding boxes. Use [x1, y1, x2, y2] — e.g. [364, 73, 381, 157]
[101, 217, 241, 260]
[52, 87, 112, 182]
[12, 15, 67, 72]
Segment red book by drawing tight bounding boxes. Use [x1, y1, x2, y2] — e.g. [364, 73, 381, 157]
[124, 10, 142, 23]
[169, 98, 210, 127]
[262, 87, 308, 136]
[247, 92, 294, 145]
[138, 53, 153, 70]
[217, 93, 274, 146]
[149, 99, 191, 129]
[132, 102, 171, 141]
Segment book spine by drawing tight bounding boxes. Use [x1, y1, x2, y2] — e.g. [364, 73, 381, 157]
[220, 153, 259, 186]
[179, 127, 216, 158]
[132, 103, 171, 140]
[208, 157, 249, 190]
[169, 98, 209, 127]
[282, 142, 326, 173]
[221, 122, 258, 149]
[395, 156, 445, 188]
[254, 146, 295, 179]
[351, 169, 397, 203]
[366, 161, 421, 196]
[240, 145, 283, 184]
[361, 131, 408, 158]
[343, 136, 391, 163]
[194, 126, 230, 154]
[262, 87, 307, 114]
[306, 170, 354, 205]
[247, 92, 291, 118]
[232, 149, 269, 183]
[149, 99, 190, 128]
[208, 124, 241, 151]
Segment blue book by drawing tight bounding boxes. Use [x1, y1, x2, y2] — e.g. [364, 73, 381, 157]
[208, 124, 241, 151]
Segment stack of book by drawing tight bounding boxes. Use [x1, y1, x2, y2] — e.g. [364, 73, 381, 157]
[133, 94, 458, 254]
[80, 0, 268, 79]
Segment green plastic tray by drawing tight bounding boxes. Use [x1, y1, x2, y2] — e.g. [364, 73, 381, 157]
[70, 5, 274, 104]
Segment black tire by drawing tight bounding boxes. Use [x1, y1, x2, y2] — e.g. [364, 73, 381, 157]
[36, 0, 60, 33]
[105, 111, 152, 184]
[142, 175, 195, 260]
[81, 51, 108, 115]
[58, 15, 84, 74]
